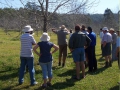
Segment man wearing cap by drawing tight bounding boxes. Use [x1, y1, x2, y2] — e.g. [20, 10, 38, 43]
[102, 27, 112, 67]
[109, 28, 117, 61]
[19, 25, 38, 85]
[52, 25, 70, 67]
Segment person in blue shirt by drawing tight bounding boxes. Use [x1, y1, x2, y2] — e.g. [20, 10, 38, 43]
[87, 26, 97, 72]
[33, 32, 59, 89]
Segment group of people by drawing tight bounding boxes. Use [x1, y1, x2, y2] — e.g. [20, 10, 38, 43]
[18, 24, 120, 88]
[100, 27, 119, 68]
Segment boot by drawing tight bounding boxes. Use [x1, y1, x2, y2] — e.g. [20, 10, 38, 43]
[104, 61, 109, 68]
[109, 61, 112, 67]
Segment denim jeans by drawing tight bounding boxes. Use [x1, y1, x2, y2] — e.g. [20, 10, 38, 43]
[39, 61, 52, 79]
[19, 57, 36, 85]
[112, 44, 117, 61]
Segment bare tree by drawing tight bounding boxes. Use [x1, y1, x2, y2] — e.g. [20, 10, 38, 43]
[0, 0, 97, 32]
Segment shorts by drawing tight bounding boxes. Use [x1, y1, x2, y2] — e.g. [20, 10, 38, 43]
[72, 48, 85, 62]
[102, 42, 111, 57]
[59, 44, 67, 57]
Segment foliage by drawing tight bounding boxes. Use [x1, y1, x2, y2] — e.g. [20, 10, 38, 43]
[0, 30, 119, 90]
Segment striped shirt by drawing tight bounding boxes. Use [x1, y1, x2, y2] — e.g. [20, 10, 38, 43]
[20, 33, 36, 57]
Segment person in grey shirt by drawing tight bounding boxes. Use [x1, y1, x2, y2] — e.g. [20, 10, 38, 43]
[52, 25, 70, 67]
[109, 28, 117, 61]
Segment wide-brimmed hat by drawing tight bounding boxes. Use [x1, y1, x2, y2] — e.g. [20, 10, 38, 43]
[102, 27, 108, 31]
[40, 32, 50, 41]
[22, 25, 33, 32]
[109, 28, 114, 32]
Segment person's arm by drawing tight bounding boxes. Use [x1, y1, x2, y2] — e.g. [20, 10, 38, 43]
[33, 44, 41, 56]
[102, 41, 107, 47]
[52, 28, 56, 33]
[51, 44, 59, 54]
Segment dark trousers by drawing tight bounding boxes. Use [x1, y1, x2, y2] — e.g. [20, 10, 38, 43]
[87, 46, 97, 71]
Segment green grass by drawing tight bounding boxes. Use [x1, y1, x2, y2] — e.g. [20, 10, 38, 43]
[0, 29, 119, 90]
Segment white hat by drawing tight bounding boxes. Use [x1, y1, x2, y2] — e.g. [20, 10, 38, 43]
[22, 25, 33, 32]
[102, 27, 108, 31]
[40, 32, 50, 41]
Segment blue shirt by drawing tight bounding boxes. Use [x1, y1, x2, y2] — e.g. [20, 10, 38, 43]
[88, 32, 96, 46]
[38, 41, 53, 63]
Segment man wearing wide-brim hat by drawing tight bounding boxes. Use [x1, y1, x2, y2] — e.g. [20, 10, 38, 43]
[102, 27, 112, 67]
[19, 25, 38, 85]
[52, 25, 70, 67]
[109, 28, 117, 61]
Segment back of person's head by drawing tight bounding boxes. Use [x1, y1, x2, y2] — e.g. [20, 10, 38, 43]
[100, 28, 102, 31]
[75, 25, 81, 31]
[81, 24, 85, 30]
[87, 26, 92, 32]
[70, 29, 72, 33]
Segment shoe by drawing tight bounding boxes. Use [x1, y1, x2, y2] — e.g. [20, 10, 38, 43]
[81, 75, 86, 79]
[88, 70, 93, 73]
[104, 61, 109, 68]
[41, 84, 47, 89]
[71, 75, 80, 80]
[47, 82, 52, 86]
[62, 63, 65, 67]
[31, 81, 38, 86]
[93, 68, 97, 72]
[19, 82, 23, 85]
[58, 62, 61, 66]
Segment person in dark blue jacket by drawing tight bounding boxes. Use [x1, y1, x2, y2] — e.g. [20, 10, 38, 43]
[87, 26, 97, 72]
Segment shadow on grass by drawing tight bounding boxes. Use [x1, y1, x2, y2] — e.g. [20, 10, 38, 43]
[35, 77, 82, 90]
[110, 85, 119, 90]
[86, 65, 110, 75]
[57, 69, 75, 77]
[0, 69, 18, 81]
[2, 84, 30, 90]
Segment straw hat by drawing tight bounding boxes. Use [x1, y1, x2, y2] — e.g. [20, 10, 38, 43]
[109, 28, 114, 32]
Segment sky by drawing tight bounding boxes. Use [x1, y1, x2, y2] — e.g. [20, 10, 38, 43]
[0, 0, 119, 14]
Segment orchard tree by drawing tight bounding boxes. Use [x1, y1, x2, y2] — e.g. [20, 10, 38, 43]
[0, 0, 97, 32]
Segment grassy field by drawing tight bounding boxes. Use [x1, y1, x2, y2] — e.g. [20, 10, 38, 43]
[0, 29, 119, 90]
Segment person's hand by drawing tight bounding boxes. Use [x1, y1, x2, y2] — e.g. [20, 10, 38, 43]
[52, 28, 55, 31]
[70, 49, 74, 53]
